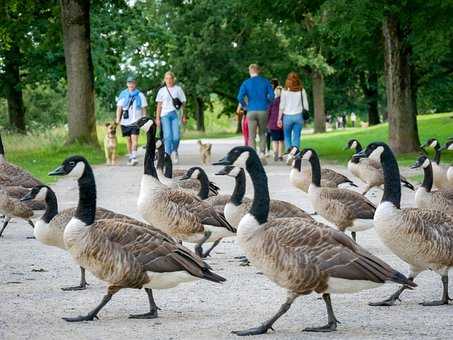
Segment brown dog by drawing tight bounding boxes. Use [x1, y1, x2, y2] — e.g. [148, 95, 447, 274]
[197, 140, 212, 165]
[104, 122, 118, 165]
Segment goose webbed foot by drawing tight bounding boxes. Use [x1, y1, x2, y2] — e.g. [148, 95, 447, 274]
[232, 324, 274, 336]
[420, 299, 450, 306]
[304, 294, 338, 332]
[303, 321, 337, 332]
[63, 293, 112, 323]
[62, 267, 88, 291]
[369, 285, 407, 306]
[129, 288, 159, 319]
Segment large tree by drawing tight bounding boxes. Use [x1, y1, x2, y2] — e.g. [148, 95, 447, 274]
[60, 0, 97, 144]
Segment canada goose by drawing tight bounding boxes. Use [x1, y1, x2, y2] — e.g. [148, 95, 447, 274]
[214, 146, 415, 334]
[0, 189, 35, 237]
[215, 165, 313, 228]
[297, 149, 375, 242]
[0, 185, 45, 210]
[156, 138, 186, 177]
[444, 140, 453, 185]
[420, 138, 453, 189]
[180, 167, 221, 200]
[20, 185, 166, 290]
[410, 155, 453, 216]
[136, 116, 235, 258]
[345, 139, 414, 194]
[0, 133, 43, 188]
[355, 142, 453, 306]
[48, 155, 225, 322]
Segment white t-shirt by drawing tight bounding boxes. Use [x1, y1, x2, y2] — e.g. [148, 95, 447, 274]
[116, 92, 148, 126]
[279, 89, 309, 115]
[155, 85, 187, 116]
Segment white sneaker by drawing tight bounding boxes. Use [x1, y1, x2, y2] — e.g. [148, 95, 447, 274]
[172, 152, 179, 164]
[131, 158, 138, 166]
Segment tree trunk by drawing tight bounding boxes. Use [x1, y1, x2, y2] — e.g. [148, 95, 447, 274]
[194, 97, 205, 131]
[60, 0, 98, 145]
[4, 42, 26, 133]
[359, 71, 380, 126]
[312, 71, 326, 133]
[383, 15, 419, 154]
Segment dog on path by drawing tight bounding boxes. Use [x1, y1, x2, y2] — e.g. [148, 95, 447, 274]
[198, 140, 212, 165]
[104, 122, 118, 165]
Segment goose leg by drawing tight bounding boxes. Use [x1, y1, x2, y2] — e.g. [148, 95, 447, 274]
[420, 275, 451, 306]
[304, 294, 339, 332]
[62, 267, 89, 291]
[232, 293, 297, 336]
[0, 217, 11, 237]
[195, 231, 211, 257]
[63, 292, 113, 322]
[369, 275, 416, 306]
[351, 232, 357, 242]
[202, 238, 221, 258]
[129, 288, 159, 319]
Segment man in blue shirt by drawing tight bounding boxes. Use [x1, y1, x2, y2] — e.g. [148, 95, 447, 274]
[237, 64, 274, 161]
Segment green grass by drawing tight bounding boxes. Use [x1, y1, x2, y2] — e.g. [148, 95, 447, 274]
[302, 112, 453, 167]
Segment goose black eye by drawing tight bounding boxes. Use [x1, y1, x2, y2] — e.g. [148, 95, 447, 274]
[69, 161, 75, 167]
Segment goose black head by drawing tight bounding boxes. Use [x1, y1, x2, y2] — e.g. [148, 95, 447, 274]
[298, 148, 318, 161]
[215, 165, 242, 177]
[410, 155, 430, 169]
[181, 166, 203, 180]
[344, 139, 359, 150]
[421, 138, 439, 150]
[136, 116, 155, 133]
[48, 155, 88, 179]
[354, 142, 387, 161]
[20, 185, 50, 202]
[213, 146, 256, 168]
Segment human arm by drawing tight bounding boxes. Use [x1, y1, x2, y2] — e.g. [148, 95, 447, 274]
[155, 102, 162, 127]
[178, 86, 188, 124]
[277, 91, 285, 128]
[237, 82, 248, 109]
[115, 105, 123, 125]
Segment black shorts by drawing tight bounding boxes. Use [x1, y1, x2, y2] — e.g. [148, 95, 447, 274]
[121, 125, 140, 137]
[269, 129, 284, 141]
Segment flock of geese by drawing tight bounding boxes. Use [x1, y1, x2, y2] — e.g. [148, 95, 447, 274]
[1, 126, 453, 336]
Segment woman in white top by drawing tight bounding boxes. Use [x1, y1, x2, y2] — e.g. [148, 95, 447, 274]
[277, 72, 309, 150]
[155, 71, 187, 164]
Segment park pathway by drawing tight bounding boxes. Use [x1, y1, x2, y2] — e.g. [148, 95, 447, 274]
[0, 137, 448, 340]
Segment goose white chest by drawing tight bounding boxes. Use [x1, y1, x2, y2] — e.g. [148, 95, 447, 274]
[63, 217, 89, 256]
[34, 219, 66, 249]
[224, 202, 243, 227]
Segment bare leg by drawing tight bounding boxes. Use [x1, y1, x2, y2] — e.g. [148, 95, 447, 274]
[62, 267, 89, 291]
[194, 231, 212, 257]
[304, 294, 339, 332]
[202, 238, 221, 258]
[129, 288, 159, 319]
[232, 293, 297, 336]
[131, 134, 139, 154]
[126, 136, 132, 155]
[0, 216, 11, 237]
[421, 275, 451, 306]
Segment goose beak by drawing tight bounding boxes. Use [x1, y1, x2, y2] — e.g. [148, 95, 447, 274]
[180, 174, 190, 181]
[212, 157, 231, 166]
[352, 150, 367, 161]
[215, 167, 229, 176]
[48, 165, 66, 176]
[410, 160, 422, 169]
[20, 191, 33, 202]
[420, 143, 428, 148]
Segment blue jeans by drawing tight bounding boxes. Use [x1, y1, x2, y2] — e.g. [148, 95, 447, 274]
[283, 113, 303, 150]
[161, 110, 180, 154]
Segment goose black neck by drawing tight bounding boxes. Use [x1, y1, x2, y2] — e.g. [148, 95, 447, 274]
[246, 154, 269, 224]
[294, 158, 302, 171]
[42, 188, 59, 223]
[156, 145, 165, 172]
[354, 141, 362, 153]
[308, 152, 321, 187]
[421, 163, 433, 192]
[230, 168, 246, 206]
[434, 146, 441, 164]
[197, 169, 210, 199]
[75, 163, 97, 225]
[164, 153, 173, 178]
[0, 133, 4, 156]
[380, 147, 401, 208]
[144, 127, 158, 178]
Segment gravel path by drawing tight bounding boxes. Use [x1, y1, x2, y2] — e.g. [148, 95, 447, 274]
[1, 137, 450, 340]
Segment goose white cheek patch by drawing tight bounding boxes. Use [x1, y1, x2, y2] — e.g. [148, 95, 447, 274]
[68, 162, 85, 179]
[141, 120, 154, 132]
[351, 141, 357, 149]
[422, 158, 430, 168]
[447, 143, 453, 151]
[430, 140, 438, 148]
[227, 166, 241, 178]
[369, 146, 384, 161]
[35, 187, 48, 201]
[156, 140, 162, 148]
[233, 152, 249, 168]
[191, 169, 200, 179]
[302, 150, 312, 160]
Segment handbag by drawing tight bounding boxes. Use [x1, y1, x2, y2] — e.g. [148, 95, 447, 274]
[300, 90, 310, 121]
[165, 85, 183, 110]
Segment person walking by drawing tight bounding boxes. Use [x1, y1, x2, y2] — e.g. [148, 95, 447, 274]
[277, 72, 309, 154]
[155, 71, 187, 164]
[237, 64, 274, 162]
[116, 76, 148, 166]
[350, 111, 357, 127]
[236, 104, 249, 146]
[267, 83, 284, 161]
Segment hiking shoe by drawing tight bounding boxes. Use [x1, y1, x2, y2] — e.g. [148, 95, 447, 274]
[273, 153, 279, 162]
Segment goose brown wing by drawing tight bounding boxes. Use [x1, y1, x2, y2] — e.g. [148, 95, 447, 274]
[322, 168, 356, 186]
[269, 200, 314, 221]
[319, 188, 376, 219]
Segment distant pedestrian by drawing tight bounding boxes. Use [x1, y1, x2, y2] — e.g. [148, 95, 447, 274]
[267, 84, 284, 161]
[155, 71, 187, 164]
[278, 72, 309, 153]
[116, 75, 148, 166]
[236, 104, 249, 146]
[237, 64, 274, 162]
[350, 112, 357, 127]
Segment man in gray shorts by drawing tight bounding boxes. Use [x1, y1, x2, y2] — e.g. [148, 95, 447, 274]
[237, 64, 274, 162]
